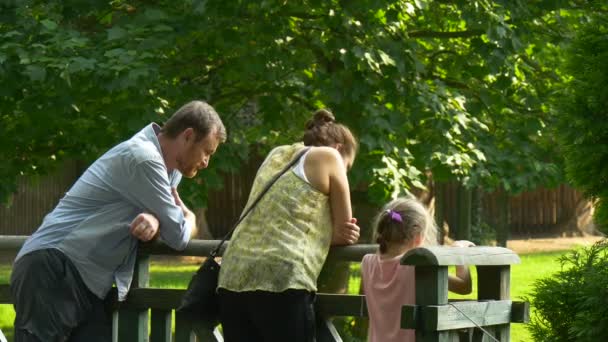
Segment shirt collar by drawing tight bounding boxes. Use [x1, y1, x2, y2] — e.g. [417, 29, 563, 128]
[141, 123, 163, 156]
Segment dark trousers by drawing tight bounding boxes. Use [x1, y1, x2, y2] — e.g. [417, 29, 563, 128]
[10, 249, 112, 342]
[218, 288, 316, 342]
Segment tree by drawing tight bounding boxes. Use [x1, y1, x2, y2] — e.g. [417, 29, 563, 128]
[0, 0, 570, 213]
[556, 9, 608, 234]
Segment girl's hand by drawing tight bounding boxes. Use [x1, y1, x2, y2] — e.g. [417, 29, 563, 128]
[451, 240, 476, 248]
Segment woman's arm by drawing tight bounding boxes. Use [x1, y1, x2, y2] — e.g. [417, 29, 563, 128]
[305, 147, 360, 245]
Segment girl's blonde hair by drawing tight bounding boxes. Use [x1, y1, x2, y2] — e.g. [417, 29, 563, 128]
[372, 197, 438, 253]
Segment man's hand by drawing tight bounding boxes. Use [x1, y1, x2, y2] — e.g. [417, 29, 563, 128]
[332, 218, 360, 245]
[130, 213, 159, 242]
[172, 187, 198, 239]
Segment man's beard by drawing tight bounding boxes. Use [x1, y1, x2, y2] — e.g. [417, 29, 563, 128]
[176, 155, 198, 178]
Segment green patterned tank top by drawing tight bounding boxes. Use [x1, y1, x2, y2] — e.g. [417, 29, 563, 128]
[218, 143, 332, 292]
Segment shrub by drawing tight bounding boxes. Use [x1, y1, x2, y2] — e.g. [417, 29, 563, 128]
[557, 14, 608, 234]
[527, 240, 608, 341]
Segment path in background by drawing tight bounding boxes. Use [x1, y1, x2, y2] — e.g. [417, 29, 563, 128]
[507, 235, 604, 254]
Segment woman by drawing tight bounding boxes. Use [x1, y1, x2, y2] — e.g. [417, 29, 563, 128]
[217, 109, 360, 342]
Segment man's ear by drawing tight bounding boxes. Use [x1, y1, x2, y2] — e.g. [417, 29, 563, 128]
[181, 128, 194, 143]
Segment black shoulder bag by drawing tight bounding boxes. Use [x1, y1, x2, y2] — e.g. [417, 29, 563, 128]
[176, 147, 311, 327]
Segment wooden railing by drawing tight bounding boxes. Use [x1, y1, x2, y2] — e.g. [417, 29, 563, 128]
[0, 236, 528, 341]
[401, 246, 529, 341]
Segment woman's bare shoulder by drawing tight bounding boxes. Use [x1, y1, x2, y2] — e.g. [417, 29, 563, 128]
[307, 146, 341, 163]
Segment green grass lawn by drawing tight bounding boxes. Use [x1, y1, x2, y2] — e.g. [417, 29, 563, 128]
[0, 251, 570, 341]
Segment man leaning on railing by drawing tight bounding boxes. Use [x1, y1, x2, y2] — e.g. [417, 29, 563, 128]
[9, 101, 226, 342]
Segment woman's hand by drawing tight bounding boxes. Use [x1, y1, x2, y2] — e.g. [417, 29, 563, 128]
[332, 218, 360, 245]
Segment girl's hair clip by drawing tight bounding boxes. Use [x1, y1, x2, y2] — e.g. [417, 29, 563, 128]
[386, 209, 402, 223]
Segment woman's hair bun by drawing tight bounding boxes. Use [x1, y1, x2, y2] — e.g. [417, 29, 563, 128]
[306, 109, 335, 129]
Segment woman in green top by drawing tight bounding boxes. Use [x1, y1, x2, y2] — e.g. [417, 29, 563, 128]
[217, 109, 360, 342]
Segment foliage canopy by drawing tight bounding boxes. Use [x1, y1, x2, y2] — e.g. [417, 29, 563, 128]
[556, 11, 608, 234]
[0, 0, 586, 206]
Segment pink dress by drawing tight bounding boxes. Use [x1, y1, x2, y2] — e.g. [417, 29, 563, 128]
[361, 253, 415, 342]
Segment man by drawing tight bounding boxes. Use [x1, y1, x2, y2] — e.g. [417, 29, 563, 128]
[10, 100, 226, 342]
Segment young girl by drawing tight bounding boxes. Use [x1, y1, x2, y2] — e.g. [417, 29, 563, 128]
[361, 197, 474, 342]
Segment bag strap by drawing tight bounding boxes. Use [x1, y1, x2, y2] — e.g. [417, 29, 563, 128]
[209, 146, 311, 257]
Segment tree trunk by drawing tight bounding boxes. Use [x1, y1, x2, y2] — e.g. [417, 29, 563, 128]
[470, 187, 483, 244]
[496, 190, 510, 247]
[456, 184, 472, 240]
[434, 182, 446, 245]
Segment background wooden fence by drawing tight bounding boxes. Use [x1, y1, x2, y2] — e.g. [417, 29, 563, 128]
[0, 159, 590, 239]
[436, 182, 588, 239]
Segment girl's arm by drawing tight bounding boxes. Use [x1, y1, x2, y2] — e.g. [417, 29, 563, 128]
[447, 240, 475, 294]
[448, 266, 472, 294]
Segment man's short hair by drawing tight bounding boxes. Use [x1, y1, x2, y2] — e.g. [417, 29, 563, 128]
[162, 100, 227, 142]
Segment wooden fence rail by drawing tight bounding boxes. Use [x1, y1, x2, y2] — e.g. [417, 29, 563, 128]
[0, 236, 528, 341]
[401, 246, 529, 341]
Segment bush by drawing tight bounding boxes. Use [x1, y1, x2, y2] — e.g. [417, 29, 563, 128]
[557, 14, 608, 234]
[527, 240, 608, 341]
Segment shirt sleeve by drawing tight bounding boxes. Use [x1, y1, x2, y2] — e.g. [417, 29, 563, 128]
[121, 159, 192, 250]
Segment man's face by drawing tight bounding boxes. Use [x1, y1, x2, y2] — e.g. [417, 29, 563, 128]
[176, 128, 220, 178]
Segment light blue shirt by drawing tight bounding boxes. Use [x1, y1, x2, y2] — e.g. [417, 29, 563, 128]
[16, 123, 192, 300]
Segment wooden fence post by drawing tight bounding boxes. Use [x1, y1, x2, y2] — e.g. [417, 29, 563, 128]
[476, 265, 511, 341]
[414, 266, 451, 342]
[150, 309, 172, 342]
[118, 255, 150, 342]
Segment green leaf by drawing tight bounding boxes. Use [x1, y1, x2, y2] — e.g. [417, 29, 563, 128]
[40, 19, 58, 30]
[107, 27, 127, 40]
[144, 9, 169, 21]
[25, 65, 46, 81]
[378, 50, 395, 66]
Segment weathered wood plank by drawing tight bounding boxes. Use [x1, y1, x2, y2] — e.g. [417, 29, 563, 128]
[150, 309, 171, 342]
[175, 311, 196, 342]
[477, 266, 511, 341]
[414, 266, 449, 342]
[140, 240, 377, 261]
[315, 294, 367, 317]
[0, 235, 27, 252]
[402, 300, 513, 331]
[106, 289, 369, 317]
[477, 266, 510, 300]
[401, 247, 520, 266]
[415, 266, 449, 306]
[0, 284, 10, 304]
[511, 301, 530, 323]
[118, 255, 150, 342]
[118, 309, 149, 342]
[0, 237, 377, 262]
